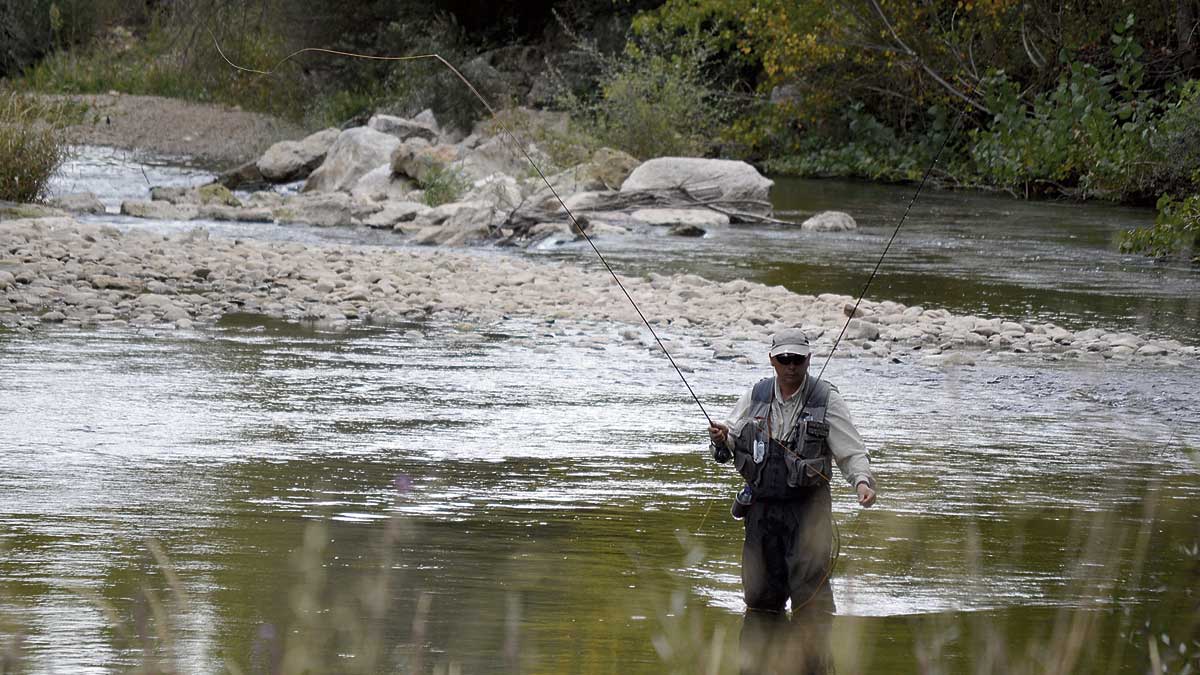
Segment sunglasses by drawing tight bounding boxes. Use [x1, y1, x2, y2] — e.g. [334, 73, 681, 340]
[774, 353, 809, 365]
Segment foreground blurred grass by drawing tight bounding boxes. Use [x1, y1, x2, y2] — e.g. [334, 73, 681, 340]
[2, 477, 1195, 673]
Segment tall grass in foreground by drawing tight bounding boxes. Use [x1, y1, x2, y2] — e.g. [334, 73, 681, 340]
[0, 93, 71, 203]
[5, 478, 1196, 673]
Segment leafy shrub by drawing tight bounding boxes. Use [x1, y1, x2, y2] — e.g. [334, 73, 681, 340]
[476, 107, 598, 175]
[554, 27, 738, 160]
[418, 165, 469, 207]
[0, 93, 70, 202]
[1121, 195, 1200, 261]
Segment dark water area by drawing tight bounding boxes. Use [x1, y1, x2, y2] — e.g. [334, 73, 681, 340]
[1, 149, 1195, 672]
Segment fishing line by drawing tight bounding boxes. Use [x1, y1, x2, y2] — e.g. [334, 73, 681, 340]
[210, 31, 714, 425]
[788, 110, 965, 611]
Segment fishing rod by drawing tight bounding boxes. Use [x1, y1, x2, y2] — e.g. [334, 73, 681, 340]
[209, 33, 714, 425]
[211, 28, 964, 463]
[213, 32, 967, 618]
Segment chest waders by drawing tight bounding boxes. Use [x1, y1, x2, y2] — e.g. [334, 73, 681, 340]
[731, 376, 837, 615]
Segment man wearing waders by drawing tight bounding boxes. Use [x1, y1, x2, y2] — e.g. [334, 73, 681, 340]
[708, 328, 876, 674]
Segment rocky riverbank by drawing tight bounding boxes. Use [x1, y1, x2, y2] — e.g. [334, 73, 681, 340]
[2, 217, 1195, 366]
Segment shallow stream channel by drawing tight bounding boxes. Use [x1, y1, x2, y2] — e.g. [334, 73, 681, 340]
[1, 147, 1198, 673]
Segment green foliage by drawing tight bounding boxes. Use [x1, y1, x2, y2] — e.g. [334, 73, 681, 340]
[418, 165, 469, 207]
[1121, 195, 1200, 261]
[477, 107, 599, 175]
[18, 14, 307, 118]
[0, 93, 70, 202]
[555, 27, 740, 160]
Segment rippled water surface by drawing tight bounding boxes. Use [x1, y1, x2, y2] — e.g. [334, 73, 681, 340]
[3, 148, 1196, 672]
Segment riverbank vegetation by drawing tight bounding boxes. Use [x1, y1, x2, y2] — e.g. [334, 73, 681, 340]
[2, 0, 1198, 258]
[0, 93, 72, 202]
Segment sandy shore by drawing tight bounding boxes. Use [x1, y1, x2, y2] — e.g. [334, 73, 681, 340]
[53, 93, 309, 168]
[1, 217, 1195, 366]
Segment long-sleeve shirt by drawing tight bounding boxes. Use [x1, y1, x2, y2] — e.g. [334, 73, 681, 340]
[723, 376, 875, 489]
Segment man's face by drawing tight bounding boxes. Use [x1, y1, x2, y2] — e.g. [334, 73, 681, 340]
[770, 352, 810, 385]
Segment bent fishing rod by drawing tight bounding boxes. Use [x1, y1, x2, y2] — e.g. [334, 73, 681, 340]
[212, 33, 959, 429]
[210, 33, 715, 425]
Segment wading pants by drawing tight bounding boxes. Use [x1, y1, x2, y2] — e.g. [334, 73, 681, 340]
[741, 486, 834, 613]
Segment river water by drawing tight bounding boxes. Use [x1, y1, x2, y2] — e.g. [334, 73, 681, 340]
[1, 148, 1197, 673]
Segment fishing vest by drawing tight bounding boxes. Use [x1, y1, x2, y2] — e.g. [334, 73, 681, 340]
[731, 376, 834, 500]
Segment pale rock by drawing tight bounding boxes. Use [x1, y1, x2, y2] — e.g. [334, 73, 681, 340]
[391, 141, 460, 184]
[198, 205, 274, 222]
[49, 192, 106, 214]
[562, 191, 615, 212]
[410, 201, 488, 228]
[621, 157, 774, 218]
[801, 211, 857, 232]
[844, 318, 881, 341]
[351, 165, 416, 203]
[120, 200, 199, 220]
[363, 201, 429, 229]
[304, 127, 402, 193]
[963, 332, 989, 348]
[367, 114, 438, 142]
[461, 173, 524, 210]
[257, 128, 340, 182]
[413, 109, 440, 134]
[630, 208, 730, 228]
[273, 193, 361, 227]
[459, 136, 549, 183]
[1135, 344, 1170, 356]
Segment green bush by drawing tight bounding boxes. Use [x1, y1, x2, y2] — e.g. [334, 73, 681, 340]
[418, 165, 469, 207]
[555, 28, 738, 160]
[0, 93, 69, 202]
[1121, 194, 1200, 261]
[18, 10, 307, 119]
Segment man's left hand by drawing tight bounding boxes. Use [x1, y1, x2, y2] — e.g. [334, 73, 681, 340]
[856, 482, 876, 508]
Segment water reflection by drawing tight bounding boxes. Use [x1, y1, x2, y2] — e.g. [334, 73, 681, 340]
[0, 319, 1196, 672]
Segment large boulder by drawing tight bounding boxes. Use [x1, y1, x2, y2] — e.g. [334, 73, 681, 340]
[257, 128, 340, 183]
[362, 201, 430, 229]
[368, 114, 439, 143]
[461, 174, 524, 210]
[802, 211, 857, 232]
[459, 136, 549, 183]
[620, 157, 774, 217]
[391, 141, 462, 185]
[351, 165, 417, 203]
[529, 147, 639, 211]
[411, 201, 504, 245]
[303, 128, 401, 193]
[217, 160, 267, 191]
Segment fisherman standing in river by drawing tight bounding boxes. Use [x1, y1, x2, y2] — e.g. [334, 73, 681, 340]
[708, 327, 876, 673]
